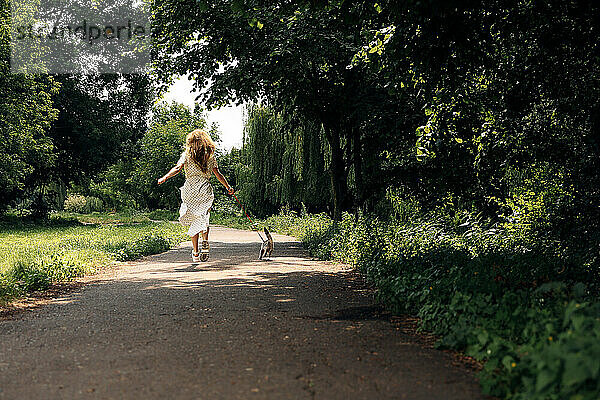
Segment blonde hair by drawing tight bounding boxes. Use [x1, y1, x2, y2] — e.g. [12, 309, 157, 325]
[185, 129, 216, 174]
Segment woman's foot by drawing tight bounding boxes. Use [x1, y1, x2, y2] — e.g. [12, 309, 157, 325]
[200, 240, 210, 262]
[191, 250, 200, 262]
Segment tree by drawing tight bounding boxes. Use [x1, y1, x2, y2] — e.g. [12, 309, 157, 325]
[48, 74, 154, 188]
[237, 104, 330, 217]
[0, 0, 60, 213]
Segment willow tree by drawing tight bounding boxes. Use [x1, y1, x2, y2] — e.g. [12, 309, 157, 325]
[238, 104, 329, 217]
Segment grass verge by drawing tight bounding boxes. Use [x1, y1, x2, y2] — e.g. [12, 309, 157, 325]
[0, 212, 187, 304]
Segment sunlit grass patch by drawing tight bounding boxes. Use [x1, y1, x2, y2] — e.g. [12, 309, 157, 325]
[0, 215, 187, 303]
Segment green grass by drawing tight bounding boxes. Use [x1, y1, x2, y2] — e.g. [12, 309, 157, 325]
[0, 212, 187, 303]
[210, 212, 257, 230]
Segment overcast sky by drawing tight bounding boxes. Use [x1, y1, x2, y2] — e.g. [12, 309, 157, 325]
[161, 76, 244, 150]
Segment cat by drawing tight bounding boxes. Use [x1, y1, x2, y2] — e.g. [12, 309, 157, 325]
[259, 227, 274, 260]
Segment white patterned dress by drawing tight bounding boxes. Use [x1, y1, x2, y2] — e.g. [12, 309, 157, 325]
[177, 151, 218, 237]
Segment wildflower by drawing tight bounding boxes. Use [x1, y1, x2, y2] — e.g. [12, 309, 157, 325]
[511, 362, 516, 368]
[429, 286, 433, 290]
[548, 336, 553, 341]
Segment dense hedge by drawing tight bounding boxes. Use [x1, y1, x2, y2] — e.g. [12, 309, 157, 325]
[266, 209, 600, 399]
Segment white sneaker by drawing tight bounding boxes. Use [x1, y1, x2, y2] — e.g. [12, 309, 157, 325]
[191, 250, 200, 262]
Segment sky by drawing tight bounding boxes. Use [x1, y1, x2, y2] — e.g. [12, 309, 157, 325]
[160, 76, 245, 150]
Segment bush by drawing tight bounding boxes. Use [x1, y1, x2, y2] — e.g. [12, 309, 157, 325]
[211, 195, 240, 217]
[64, 194, 87, 213]
[3, 252, 89, 299]
[0, 274, 17, 304]
[63, 194, 104, 213]
[10, 260, 52, 292]
[269, 208, 600, 400]
[85, 196, 104, 213]
[90, 161, 138, 210]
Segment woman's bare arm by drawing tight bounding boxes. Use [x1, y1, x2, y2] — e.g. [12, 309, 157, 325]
[213, 167, 234, 194]
[157, 163, 184, 185]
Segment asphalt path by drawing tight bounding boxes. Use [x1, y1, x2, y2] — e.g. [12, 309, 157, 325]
[0, 226, 486, 399]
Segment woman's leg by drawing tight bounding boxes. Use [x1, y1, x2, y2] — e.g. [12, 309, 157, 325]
[191, 233, 200, 254]
[202, 226, 210, 241]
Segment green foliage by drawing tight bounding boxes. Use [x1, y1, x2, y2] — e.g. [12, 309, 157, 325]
[500, 164, 576, 242]
[0, 274, 17, 303]
[48, 75, 154, 188]
[129, 102, 199, 209]
[268, 203, 600, 399]
[9, 260, 52, 292]
[151, 0, 392, 219]
[512, 301, 600, 400]
[0, 11, 60, 213]
[146, 209, 178, 221]
[63, 194, 87, 213]
[85, 197, 104, 213]
[64, 194, 104, 214]
[90, 160, 138, 210]
[150, 0, 600, 237]
[0, 216, 186, 302]
[1, 0, 153, 215]
[238, 105, 330, 217]
[105, 234, 171, 261]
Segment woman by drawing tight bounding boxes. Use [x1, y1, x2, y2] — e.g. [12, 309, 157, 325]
[158, 129, 234, 262]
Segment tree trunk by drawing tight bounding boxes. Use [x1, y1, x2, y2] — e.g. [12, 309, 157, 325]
[323, 122, 347, 221]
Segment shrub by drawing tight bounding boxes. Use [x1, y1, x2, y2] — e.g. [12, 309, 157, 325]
[64, 194, 87, 213]
[211, 195, 240, 217]
[63, 194, 104, 213]
[4, 251, 90, 296]
[9, 260, 51, 292]
[0, 274, 17, 304]
[90, 161, 138, 210]
[271, 208, 600, 400]
[85, 196, 104, 213]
